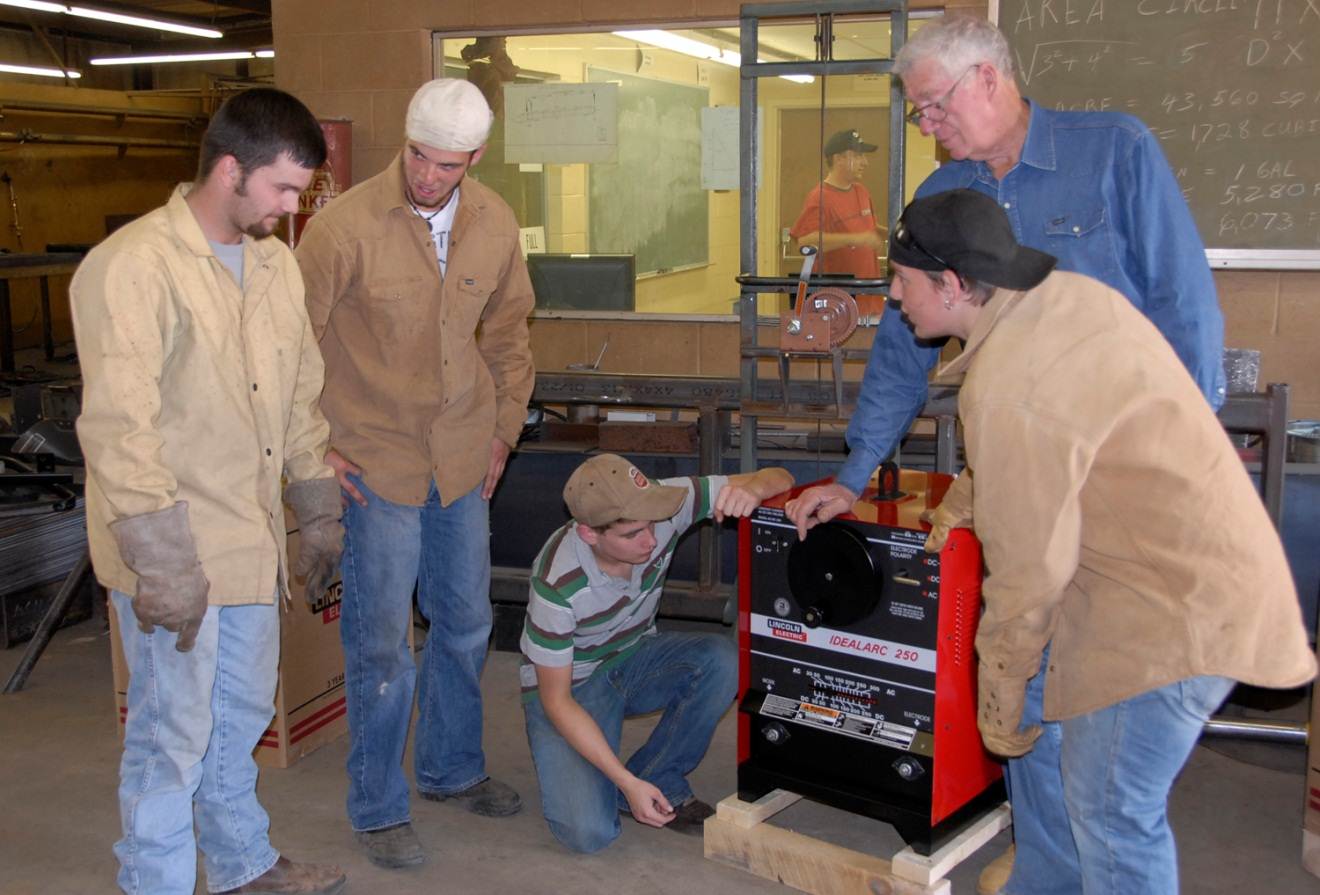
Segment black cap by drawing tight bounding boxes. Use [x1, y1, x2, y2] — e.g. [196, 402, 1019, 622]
[823, 129, 878, 158]
[888, 189, 1057, 291]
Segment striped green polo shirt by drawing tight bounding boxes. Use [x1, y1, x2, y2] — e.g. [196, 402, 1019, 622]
[519, 474, 726, 699]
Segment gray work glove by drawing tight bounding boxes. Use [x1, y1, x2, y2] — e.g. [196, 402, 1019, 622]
[285, 477, 344, 608]
[977, 666, 1043, 758]
[109, 501, 210, 652]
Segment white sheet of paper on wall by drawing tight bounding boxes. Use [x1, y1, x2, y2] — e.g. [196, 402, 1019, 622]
[518, 226, 546, 258]
[701, 106, 760, 191]
[504, 83, 619, 164]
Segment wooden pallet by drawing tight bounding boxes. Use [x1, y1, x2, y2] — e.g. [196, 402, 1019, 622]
[703, 790, 1011, 895]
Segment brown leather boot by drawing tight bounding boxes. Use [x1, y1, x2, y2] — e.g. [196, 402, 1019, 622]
[218, 857, 346, 894]
[977, 843, 1015, 895]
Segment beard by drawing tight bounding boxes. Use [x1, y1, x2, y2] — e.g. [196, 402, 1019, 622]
[242, 220, 278, 239]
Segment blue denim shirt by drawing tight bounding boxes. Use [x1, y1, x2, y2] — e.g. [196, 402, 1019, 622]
[837, 101, 1226, 494]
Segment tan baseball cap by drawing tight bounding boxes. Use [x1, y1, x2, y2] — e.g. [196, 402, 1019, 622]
[564, 454, 686, 528]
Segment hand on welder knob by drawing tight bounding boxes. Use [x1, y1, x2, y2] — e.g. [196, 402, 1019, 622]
[109, 501, 210, 652]
[977, 666, 1042, 758]
[923, 472, 973, 553]
[785, 482, 859, 541]
[286, 477, 345, 609]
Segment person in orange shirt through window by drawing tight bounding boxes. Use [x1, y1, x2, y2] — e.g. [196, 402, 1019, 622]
[789, 129, 889, 316]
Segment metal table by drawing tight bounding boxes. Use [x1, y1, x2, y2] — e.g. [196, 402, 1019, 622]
[0, 252, 83, 374]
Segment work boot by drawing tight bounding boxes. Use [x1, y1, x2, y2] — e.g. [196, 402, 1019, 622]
[419, 776, 522, 817]
[665, 797, 716, 837]
[355, 822, 425, 869]
[977, 843, 1015, 895]
[218, 857, 346, 894]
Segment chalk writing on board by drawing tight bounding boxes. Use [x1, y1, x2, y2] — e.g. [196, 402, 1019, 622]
[1001, 0, 1320, 258]
[586, 67, 709, 276]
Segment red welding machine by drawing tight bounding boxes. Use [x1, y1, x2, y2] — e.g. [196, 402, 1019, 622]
[736, 466, 1003, 855]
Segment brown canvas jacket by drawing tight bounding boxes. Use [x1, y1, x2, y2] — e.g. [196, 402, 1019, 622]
[295, 156, 535, 507]
[71, 184, 334, 604]
[937, 270, 1315, 719]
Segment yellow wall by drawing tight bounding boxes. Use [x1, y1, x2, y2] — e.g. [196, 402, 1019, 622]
[0, 84, 203, 352]
[272, 0, 1320, 419]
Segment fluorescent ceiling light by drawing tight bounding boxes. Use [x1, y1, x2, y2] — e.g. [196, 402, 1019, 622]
[0, 2, 223, 39]
[91, 50, 272, 66]
[613, 30, 814, 84]
[0, 61, 80, 78]
[0, 1, 66, 12]
[615, 30, 737, 65]
[68, 6, 222, 38]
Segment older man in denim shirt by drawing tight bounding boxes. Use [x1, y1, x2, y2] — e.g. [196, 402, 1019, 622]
[786, 15, 1227, 895]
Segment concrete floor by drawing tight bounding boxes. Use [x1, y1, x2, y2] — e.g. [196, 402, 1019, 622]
[2, 612, 1319, 895]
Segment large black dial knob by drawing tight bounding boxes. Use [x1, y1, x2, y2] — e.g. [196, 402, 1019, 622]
[786, 522, 882, 629]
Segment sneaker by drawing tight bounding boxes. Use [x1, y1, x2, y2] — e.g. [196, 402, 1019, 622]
[355, 822, 425, 869]
[665, 797, 715, 837]
[217, 856, 346, 894]
[977, 843, 1015, 895]
[419, 776, 522, 817]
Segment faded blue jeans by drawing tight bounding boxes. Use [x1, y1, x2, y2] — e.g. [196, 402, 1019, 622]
[1004, 652, 1234, 895]
[339, 475, 492, 832]
[111, 591, 281, 895]
[522, 631, 738, 853]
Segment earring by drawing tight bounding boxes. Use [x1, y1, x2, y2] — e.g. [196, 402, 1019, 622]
[943, 299, 952, 310]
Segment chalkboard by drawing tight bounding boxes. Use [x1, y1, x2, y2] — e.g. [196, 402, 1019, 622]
[587, 67, 709, 276]
[997, 0, 1320, 266]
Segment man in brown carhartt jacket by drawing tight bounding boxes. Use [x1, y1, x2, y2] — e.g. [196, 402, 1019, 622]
[872, 188, 1316, 894]
[294, 79, 533, 870]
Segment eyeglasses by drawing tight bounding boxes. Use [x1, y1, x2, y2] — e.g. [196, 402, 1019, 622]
[905, 65, 977, 126]
[891, 219, 951, 269]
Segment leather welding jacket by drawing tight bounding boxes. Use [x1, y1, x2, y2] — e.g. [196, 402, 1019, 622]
[937, 270, 1315, 720]
[71, 184, 334, 605]
[294, 155, 535, 507]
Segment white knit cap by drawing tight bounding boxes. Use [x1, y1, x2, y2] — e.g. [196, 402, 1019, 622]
[404, 79, 493, 152]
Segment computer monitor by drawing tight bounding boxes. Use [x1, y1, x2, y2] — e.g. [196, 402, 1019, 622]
[526, 253, 636, 312]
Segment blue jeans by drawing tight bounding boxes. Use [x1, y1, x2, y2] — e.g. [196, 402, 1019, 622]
[1004, 653, 1234, 895]
[522, 631, 738, 853]
[339, 475, 492, 832]
[111, 591, 281, 895]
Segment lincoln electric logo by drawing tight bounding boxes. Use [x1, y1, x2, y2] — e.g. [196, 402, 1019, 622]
[767, 618, 807, 642]
[310, 581, 344, 620]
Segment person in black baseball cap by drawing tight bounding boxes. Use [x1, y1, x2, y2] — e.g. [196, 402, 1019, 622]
[788, 127, 888, 315]
[822, 128, 878, 158]
[890, 188, 1056, 290]
[790, 183, 1316, 895]
[785, 187, 1057, 534]
[880, 188, 1055, 341]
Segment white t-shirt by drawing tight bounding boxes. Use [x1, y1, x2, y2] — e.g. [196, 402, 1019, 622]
[414, 187, 460, 278]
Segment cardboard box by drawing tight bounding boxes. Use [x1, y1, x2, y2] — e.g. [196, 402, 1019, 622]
[110, 514, 348, 768]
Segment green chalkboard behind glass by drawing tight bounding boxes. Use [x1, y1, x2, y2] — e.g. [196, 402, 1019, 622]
[587, 66, 710, 276]
[998, 0, 1320, 255]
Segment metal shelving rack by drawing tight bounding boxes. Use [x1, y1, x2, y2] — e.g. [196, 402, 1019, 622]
[736, 0, 911, 471]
